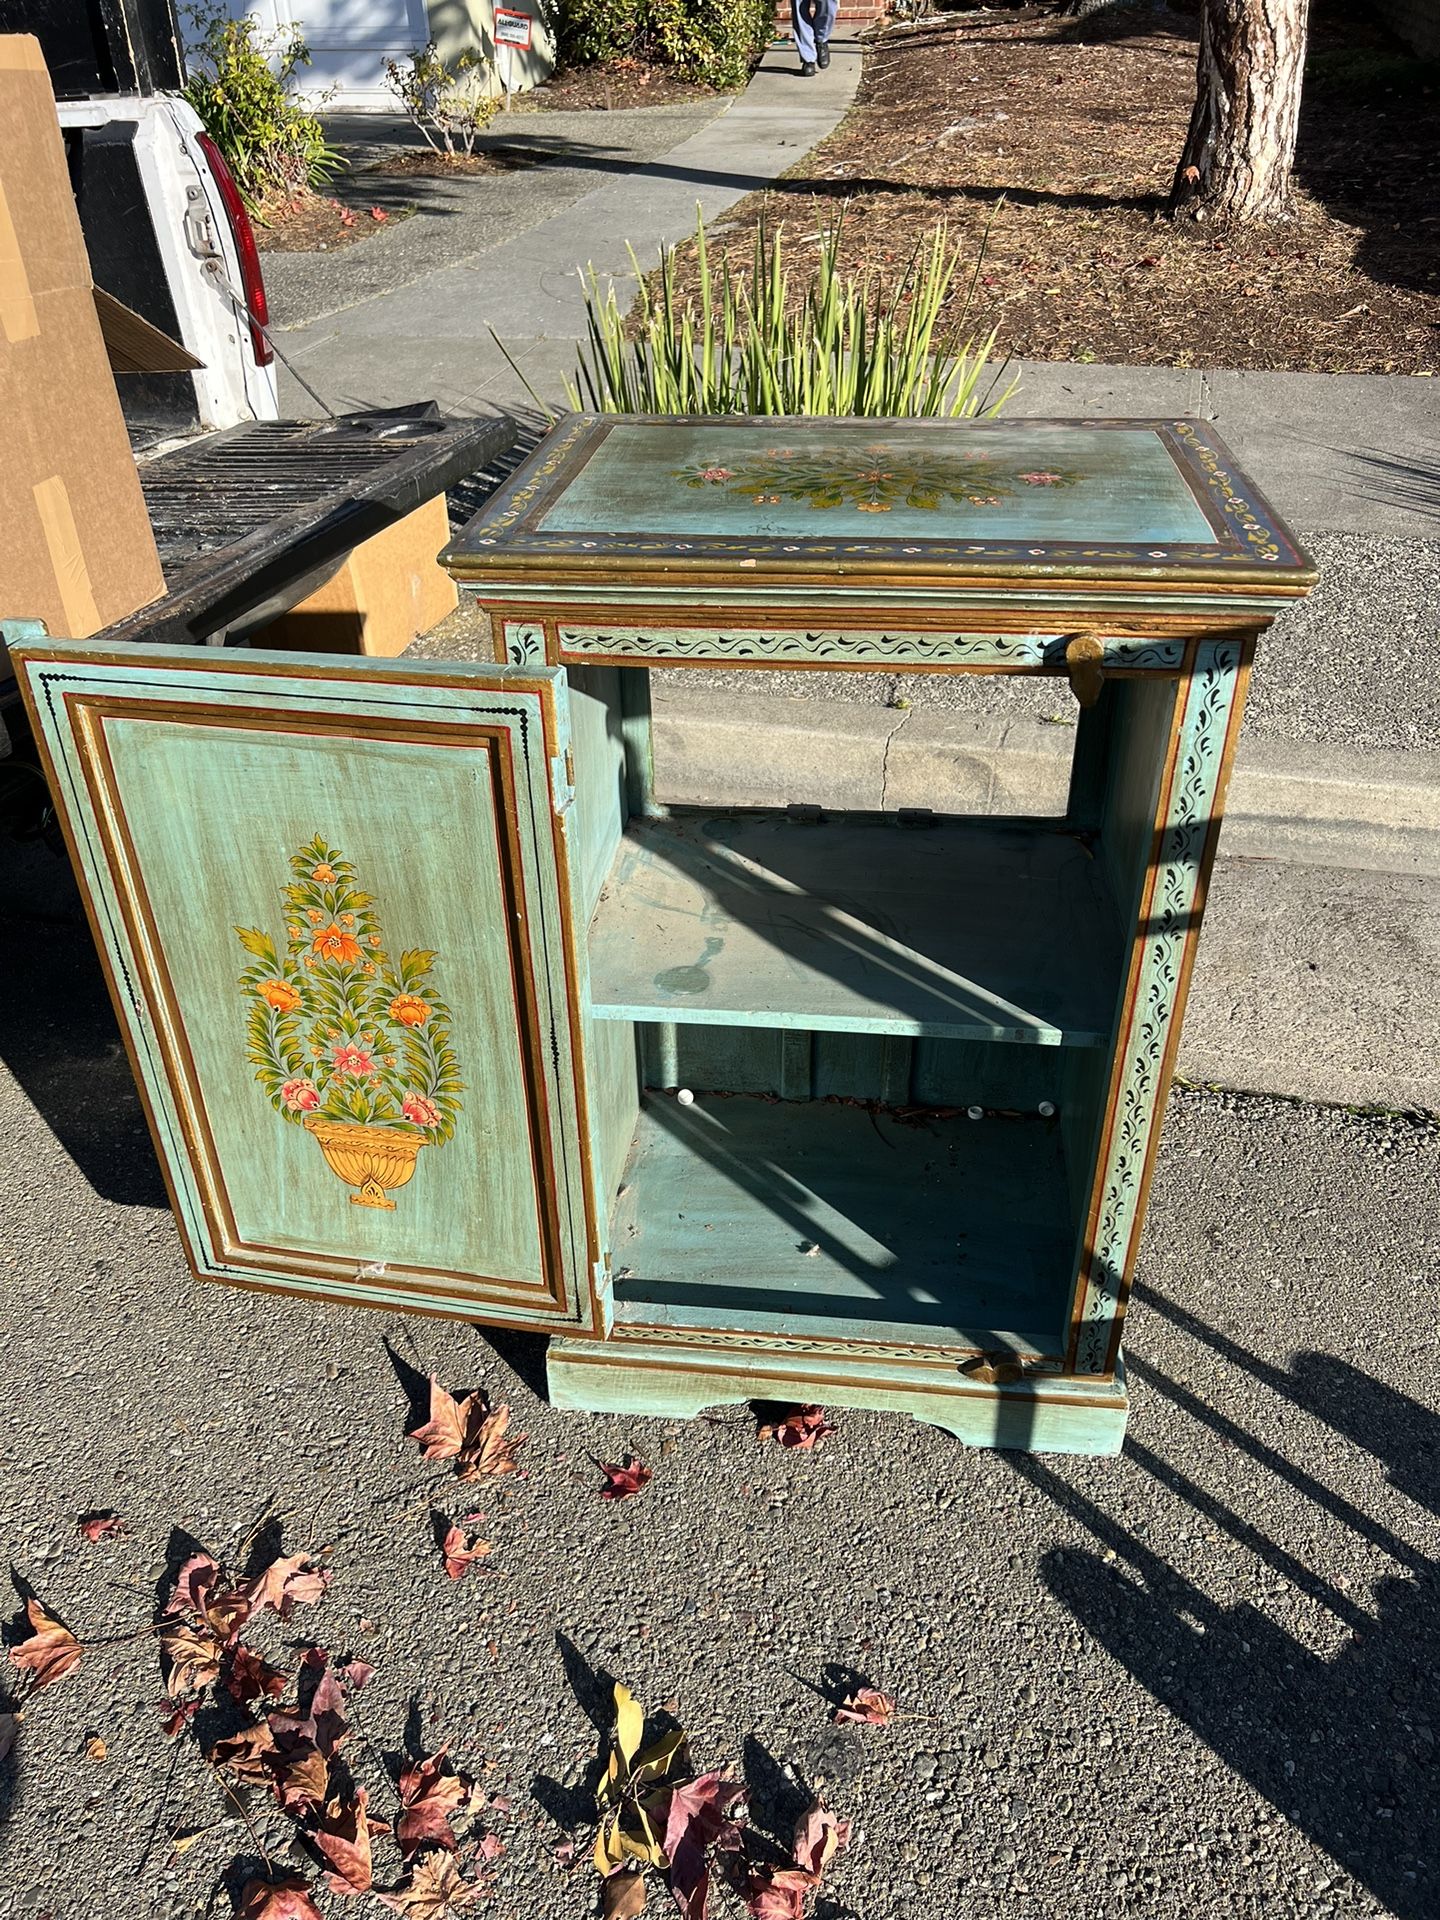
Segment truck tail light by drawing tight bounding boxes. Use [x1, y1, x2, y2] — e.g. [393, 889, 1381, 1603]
[194, 132, 273, 368]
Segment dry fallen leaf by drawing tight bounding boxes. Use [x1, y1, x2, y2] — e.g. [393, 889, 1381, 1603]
[664, 1771, 747, 1920]
[311, 1787, 381, 1896]
[756, 1406, 835, 1451]
[409, 1376, 525, 1482]
[170, 1550, 251, 1639]
[241, 1553, 331, 1621]
[377, 1852, 489, 1915]
[160, 1620, 225, 1699]
[224, 1642, 290, 1705]
[596, 1456, 652, 1502]
[210, 1722, 279, 1785]
[159, 1697, 199, 1739]
[455, 1403, 525, 1483]
[792, 1802, 850, 1878]
[396, 1748, 472, 1857]
[602, 1869, 648, 1918]
[832, 1686, 895, 1727]
[9, 1598, 83, 1691]
[235, 1873, 325, 1920]
[407, 1375, 483, 1462]
[84, 1733, 107, 1762]
[439, 1525, 492, 1583]
[340, 1658, 375, 1693]
[76, 1512, 126, 1543]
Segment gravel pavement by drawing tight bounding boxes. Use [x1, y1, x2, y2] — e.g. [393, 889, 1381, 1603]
[1, 842, 1436, 1920]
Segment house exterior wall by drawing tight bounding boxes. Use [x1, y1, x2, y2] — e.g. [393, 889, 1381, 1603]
[430, 0, 555, 97]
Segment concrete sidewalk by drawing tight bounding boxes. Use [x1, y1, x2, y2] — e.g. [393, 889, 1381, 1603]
[273, 35, 864, 419]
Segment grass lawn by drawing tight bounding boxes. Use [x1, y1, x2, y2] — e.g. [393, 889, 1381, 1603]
[675, 0, 1438, 375]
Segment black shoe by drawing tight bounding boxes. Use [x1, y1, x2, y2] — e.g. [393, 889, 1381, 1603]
[800, 59, 818, 75]
[817, 40, 831, 68]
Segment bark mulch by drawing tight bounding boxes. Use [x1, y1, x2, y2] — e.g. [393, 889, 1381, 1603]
[679, 1, 1438, 375]
[533, 58, 727, 111]
[254, 192, 406, 254]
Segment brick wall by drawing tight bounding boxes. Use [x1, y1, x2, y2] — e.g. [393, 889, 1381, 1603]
[1369, 0, 1440, 60]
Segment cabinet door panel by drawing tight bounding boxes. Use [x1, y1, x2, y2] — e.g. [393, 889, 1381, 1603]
[16, 639, 601, 1332]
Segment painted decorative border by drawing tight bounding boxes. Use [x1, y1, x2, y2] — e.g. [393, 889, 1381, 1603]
[1070, 638, 1244, 1373]
[451, 415, 1312, 580]
[555, 626, 1187, 669]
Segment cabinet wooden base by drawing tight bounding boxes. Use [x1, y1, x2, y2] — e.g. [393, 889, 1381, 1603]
[548, 1335, 1128, 1456]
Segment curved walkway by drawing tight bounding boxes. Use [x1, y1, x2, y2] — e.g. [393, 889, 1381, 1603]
[273, 36, 863, 417]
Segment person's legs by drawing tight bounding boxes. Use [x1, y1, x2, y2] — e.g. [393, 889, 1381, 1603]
[791, 0, 820, 68]
[815, 0, 838, 64]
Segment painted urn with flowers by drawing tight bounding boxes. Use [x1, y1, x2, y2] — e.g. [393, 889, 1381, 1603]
[235, 836, 463, 1210]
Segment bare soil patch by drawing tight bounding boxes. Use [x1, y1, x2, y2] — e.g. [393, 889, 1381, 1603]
[677, 1, 1438, 374]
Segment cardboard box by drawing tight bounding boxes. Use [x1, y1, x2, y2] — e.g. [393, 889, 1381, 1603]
[253, 494, 459, 657]
[0, 36, 166, 644]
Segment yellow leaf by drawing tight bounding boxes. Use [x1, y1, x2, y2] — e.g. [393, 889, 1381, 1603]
[594, 1816, 625, 1877]
[631, 1730, 686, 1786]
[614, 1683, 644, 1771]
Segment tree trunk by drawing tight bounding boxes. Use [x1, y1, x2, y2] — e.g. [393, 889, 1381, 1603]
[1170, 0, 1311, 222]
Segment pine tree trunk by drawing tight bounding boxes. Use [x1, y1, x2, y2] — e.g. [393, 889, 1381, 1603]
[1170, 0, 1311, 222]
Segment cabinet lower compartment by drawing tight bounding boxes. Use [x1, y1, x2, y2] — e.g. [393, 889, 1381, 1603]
[607, 1090, 1073, 1356]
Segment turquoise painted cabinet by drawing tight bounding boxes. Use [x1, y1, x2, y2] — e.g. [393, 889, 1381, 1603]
[15, 416, 1315, 1456]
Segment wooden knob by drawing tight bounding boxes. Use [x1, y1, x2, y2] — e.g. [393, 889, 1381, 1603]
[1065, 633, 1106, 709]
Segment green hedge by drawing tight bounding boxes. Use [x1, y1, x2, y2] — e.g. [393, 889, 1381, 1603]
[548, 0, 774, 88]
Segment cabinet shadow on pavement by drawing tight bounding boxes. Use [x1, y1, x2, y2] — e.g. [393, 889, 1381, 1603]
[1014, 1289, 1438, 1920]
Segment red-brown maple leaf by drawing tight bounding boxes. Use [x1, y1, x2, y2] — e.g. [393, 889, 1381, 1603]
[831, 1686, 895, 1727]
[169, 1550, 251, 1640]
[756, 1406, 835, 1451]
[224, 1642, 290, 1705]
[210, 1721, 280, 1785]
[791, 1802, 849, 1878]
[396, 1748, 472, 1857]
[377, 1853, 489, 1915]
[407, 1375, 481, 1462]
[9, 1598, 82, 1691]
[241, 1552, 331, 1621]
[663, 1772, 747, 1920]
[310, 1787, 383, 1896]
[77, 1511, 126, 1543]
[234, 1873, 325, 1920]
[161, 1619, 225, 1699]
[439, 1525, 492, 1582]
[596, 1456, 652, 1502]
[455, 1402, 525, 1482]
[159, 1696, 200, 1738]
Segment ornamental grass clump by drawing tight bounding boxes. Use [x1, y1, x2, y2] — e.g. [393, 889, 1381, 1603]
[527, 208, 1016, 419]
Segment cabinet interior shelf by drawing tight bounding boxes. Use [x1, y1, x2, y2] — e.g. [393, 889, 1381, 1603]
[585, 809, 1124, 1046]
[609, 1092, 1073, 1355]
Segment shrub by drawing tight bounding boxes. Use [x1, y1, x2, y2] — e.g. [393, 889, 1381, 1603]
[547, 0, 774, 88]
[510, 207, 1016, 419]
[182, 3, 340, 207]
[384, 43, 500, 156]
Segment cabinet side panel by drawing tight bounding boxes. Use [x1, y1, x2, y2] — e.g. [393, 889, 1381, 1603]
[567, 666, 628, 924]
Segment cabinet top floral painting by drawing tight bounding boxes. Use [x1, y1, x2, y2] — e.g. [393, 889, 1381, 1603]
[445, 415, 1313, 600]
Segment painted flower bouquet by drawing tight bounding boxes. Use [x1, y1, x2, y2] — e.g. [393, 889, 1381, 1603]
[235, 835, 463, 1207]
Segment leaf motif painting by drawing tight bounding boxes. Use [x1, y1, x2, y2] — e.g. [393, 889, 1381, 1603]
[673, 444, 1082, 514]
[235, 836, 464, 1209]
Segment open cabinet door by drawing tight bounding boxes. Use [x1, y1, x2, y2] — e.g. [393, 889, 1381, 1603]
[15, 638, 604, 1333]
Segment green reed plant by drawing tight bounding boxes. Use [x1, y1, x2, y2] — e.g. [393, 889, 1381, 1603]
[503, 208, 1016, 420]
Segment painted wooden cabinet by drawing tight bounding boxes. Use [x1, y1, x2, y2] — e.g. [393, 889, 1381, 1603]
[14, 416, 1314, 1455]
